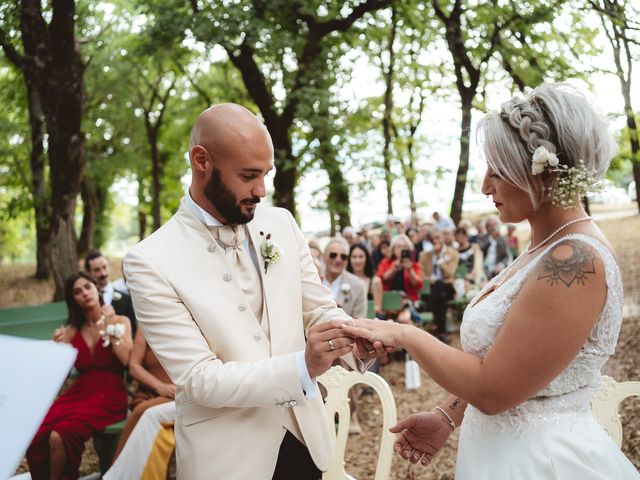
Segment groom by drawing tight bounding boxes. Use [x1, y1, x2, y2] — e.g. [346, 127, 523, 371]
[124, 104, 375, 479]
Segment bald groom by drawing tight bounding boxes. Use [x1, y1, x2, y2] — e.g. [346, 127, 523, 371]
[124, 104, 376, 479]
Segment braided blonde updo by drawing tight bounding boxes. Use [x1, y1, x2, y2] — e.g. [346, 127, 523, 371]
[477, 82, 617, 209]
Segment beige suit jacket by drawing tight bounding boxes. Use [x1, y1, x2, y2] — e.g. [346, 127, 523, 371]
[334, 271, 367, 319]
[124, 200, 355, 479]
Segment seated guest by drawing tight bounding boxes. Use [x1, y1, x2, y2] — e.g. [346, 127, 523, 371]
[377, 234, 423, 324]
[112, 328, 175, 462]
[104, 401, 176, 480]
[322, 237, 367, 319]
[308, 242, 324, 279]
[377, 234, 423, 303]
[507, 223, 520, 259]
[27, 272, 132, 480]
[347, 243, 383, 316]
[455, 227, 475, 276]
[480, 215, 512, 278]
[372, 238, 391, 271]
[429, 230, 459, 344]
[85, 250, 138, 335]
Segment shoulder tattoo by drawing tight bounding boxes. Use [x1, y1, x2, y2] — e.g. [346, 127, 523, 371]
[536, 240, 597, 288]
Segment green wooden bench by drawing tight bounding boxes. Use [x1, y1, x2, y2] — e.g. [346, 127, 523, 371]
[0, 302, 67, 339]
[0, 302, 127, 474]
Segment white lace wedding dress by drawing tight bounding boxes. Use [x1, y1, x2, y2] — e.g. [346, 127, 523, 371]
[457, 234, 639, 479]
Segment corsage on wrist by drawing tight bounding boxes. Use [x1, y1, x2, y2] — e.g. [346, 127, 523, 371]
[99, 323, 126, 347]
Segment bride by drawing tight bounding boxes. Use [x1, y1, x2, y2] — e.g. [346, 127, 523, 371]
[344, 82, 639, 478]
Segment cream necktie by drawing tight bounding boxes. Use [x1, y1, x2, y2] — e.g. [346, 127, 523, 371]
[214, 225, 263, 321]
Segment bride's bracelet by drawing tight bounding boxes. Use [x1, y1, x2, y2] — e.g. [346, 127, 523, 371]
[434, 406, 456, 431]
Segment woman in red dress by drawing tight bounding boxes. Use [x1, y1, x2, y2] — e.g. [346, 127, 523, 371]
[26, 272, 133, 479]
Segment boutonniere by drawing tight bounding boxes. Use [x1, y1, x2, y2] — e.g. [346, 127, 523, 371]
[112, 291, 122, 302]
[340, 283, 351, 295]
[259, 231, 281, 274]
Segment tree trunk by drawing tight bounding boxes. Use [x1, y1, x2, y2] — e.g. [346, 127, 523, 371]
[25, 82, 51, 279]
[49, 199, 80, 300]
[78, 175, 97, 257]
[269, 127, 297, 218]
[450, 96, 473, 225]
[322, 158, 351, 232]
[19, 0, 85, 300]
[621, 90, 640, 214]
[148, 129, 163, 232]
[381, 5, 397, 215]
[138, 178, 147, 240]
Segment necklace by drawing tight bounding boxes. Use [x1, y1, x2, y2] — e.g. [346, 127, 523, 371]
[526, 216, 592, 254]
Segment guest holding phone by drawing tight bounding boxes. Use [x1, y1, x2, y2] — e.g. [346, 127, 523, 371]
[376, 234, 423, 323]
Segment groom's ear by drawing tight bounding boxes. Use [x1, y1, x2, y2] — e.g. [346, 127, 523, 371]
[190, 145, 209, 173]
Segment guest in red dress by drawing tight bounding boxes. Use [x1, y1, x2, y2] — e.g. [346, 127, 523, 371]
[26, 272, 133, 480]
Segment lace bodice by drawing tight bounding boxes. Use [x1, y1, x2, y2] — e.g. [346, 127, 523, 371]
[460, 234, 623, 431]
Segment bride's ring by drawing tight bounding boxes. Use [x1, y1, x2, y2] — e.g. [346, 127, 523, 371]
[328, 339, 336, 352]
[367, 349, 375, 354]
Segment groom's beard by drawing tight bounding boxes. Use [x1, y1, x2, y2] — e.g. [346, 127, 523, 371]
[203, 168, 260, 225]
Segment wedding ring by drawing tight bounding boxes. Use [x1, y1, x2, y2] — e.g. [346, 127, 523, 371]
[328, 339, 336, 352]
[367, 349, 375, 354]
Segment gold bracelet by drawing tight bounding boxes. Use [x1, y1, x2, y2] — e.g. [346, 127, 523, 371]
[434, 406, 456, 431]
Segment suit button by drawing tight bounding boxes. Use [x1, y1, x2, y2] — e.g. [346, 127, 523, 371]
[208, 243, 217, 252]
[254, 332, 262, 341]
[223, 273, 232, 282]
[289, 400, 297, 407]
[238, 304, 247, 312]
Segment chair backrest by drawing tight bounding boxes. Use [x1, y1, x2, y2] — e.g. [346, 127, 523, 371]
[317, 366, 397, 480]
[366, 300, 375, 319]
[591, 375, 640, 447]
[381, 291, 403, 312]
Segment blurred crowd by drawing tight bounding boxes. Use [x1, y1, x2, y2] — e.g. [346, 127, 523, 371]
[308, 211, 519, 344]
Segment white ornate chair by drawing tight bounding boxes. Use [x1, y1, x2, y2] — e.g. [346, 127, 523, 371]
[317, 366, 398, 480]
[591, 375, 640, 447]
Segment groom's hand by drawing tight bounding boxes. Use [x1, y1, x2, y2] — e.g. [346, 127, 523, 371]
[305, 319, 354, 379]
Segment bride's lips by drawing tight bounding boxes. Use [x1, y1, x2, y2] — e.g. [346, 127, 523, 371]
[494, 202, 503, 208]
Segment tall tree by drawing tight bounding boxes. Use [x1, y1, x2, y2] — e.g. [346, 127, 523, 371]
[430, 0, 564, 223]
[0, 7, 50, 279]
[146, 0, 392, 219]
[591, 0, 640, 213]
[0, 0, 85, 299]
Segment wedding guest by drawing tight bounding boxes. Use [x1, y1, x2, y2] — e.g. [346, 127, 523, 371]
[103, 401, 176, 480]
[342, 82, 639, 479]
[111, 329, 175, 462]
[376, 234, 423, 324]
[479, 216, 512, 279]
[372, 239, 390, 271]
[322, 237, 367, 320]
[376, 234, 423, 303]
[85, 250, 137, 334]
[27, 272, 132, 479]
[507, 224, 519, 259]
[428, 230, 459, 343]
[347, 243, 383, 316]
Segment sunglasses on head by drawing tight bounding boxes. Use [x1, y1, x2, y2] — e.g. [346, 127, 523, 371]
[329, 252, 348, 261]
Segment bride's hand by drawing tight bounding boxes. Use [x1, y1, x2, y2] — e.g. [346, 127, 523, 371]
[341, 318, 406, 350]
[391, 412, 453, 466]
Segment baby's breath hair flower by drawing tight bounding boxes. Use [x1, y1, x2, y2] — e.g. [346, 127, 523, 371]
[550, 159, 605, 208]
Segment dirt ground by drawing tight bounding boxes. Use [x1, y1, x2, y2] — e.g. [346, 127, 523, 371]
[7, 215, 640, 479]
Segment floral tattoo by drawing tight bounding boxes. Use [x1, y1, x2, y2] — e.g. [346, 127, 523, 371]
[449, 398, 461, 411]
[536, 240, 597, 287]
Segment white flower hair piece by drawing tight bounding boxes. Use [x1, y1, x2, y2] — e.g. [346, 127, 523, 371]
[531, 146, 559, 176]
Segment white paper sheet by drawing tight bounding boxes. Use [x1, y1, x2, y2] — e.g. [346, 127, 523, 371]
[0, 334, 77, 479]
